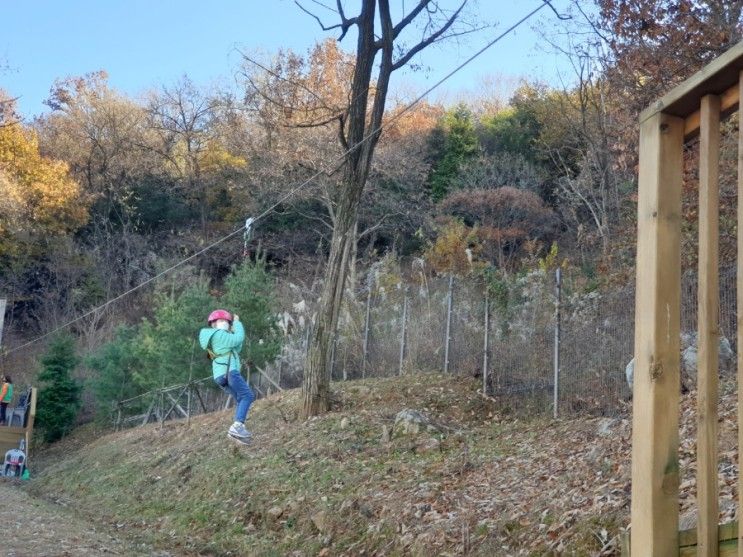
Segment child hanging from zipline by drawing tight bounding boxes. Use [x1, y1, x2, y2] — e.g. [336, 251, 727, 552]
[199, 310, 255, 443]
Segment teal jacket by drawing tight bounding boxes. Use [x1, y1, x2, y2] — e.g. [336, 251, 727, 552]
[198, 320, 245, 379]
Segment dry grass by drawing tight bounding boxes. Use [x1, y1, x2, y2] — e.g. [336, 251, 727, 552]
[32, 372, 733, 556]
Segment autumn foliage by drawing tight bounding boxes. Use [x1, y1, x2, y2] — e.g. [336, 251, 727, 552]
[435, 187, 557, 271]
[0, 123, 87, 257]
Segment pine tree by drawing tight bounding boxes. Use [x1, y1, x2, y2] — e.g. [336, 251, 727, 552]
[428, 105, 479, 202]
[36, 334, 82, 442]
[221, 255, 281, 370]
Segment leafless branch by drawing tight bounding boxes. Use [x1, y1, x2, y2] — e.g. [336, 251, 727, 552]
[295, 0, 358, 40]
[292, 205, 335, 231]
[358, 214, 391, 239]
[392, 0, 430, 39]
[289, 113, 345, 129]
[542, 0, 571, 21]
[0, 95, 21, 128]
[337, 113, 348, 150]
[240, 51, 341, 117]
[391, 1, 466, 70]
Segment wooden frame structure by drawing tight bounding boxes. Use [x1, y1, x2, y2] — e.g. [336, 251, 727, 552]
[0, 387, 37, 466]
[631, 40, 743, 556]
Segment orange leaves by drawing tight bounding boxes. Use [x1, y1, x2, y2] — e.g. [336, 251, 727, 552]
[0, 124, 88, 248]
[382, 101, 444, 141]
[424, 219, 484, 275]
[435, 187, 558, 270]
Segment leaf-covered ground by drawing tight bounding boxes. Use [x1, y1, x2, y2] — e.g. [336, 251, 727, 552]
[0, 481, 169, 556]
[24, 373, 738, 556]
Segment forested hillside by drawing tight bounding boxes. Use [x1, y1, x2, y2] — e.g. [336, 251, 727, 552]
[2, 0, 743, 430]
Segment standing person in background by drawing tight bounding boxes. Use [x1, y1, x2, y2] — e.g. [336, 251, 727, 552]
[0, 376, 13, 425]
[199, 310, 255, 443]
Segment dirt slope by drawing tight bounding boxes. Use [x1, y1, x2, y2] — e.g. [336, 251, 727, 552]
[0, 481, 169, 556]
[24, 373, 737, 556]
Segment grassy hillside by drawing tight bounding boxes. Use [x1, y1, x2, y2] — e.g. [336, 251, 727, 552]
[27, 373, 696, 556]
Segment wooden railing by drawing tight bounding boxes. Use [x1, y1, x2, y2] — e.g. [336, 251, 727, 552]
[631, 41, 743, 556]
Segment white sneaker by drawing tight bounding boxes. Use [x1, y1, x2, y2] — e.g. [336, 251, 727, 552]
[228, 421, 251, 439]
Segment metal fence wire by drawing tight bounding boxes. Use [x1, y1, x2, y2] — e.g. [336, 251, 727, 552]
[115, 266, 738, 428]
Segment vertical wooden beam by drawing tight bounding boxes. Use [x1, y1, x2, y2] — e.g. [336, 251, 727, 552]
[737, 72, 743, 557]
[631, 111, 684, 556]
[25, 388, 37, 460]
[698, 93, 721, 557]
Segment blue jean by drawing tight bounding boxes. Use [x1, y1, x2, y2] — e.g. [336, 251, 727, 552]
[215, 370, 255, 423]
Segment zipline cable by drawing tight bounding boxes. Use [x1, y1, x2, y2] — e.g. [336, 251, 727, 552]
[4, 0, 550, 356]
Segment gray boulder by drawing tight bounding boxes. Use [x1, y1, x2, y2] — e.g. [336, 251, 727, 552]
[393, 409, 439, 437]
[625, 332, 736, 391]
[625, 358, 635, 391]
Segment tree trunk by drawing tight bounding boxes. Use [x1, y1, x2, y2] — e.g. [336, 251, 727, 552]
[302, 183, 361, 416]
[300, 0, 463, 417]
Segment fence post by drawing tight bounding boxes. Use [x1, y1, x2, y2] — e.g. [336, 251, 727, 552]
[553, 267, 562, 419]
[115, 402, 122, 431]
[444, 274, 454, 374]
[187, 340, 194, 427]
[159, 388, 165, 429]
[399, 293, 408, 375]
[186, 380, 193, 429]
[362, 287, 372, 378]
[483, 288, 490, 395]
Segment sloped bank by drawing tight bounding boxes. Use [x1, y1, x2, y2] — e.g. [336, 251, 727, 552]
[27, 373, 659, 555]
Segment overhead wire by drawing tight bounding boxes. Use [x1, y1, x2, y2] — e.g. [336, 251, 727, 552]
[4, 0, 551, 356]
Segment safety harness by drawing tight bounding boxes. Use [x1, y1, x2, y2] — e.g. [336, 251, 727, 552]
[205, 329, 237, 371]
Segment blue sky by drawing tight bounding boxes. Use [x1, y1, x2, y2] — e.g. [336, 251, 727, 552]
[1, 0, 576, 118]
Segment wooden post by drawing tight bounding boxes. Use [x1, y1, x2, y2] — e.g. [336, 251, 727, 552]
[444, 275, 454, 374]
[142, 396, 156, 426]
[630, 111, 684, 556]
[115, 402, 122, 432]
[482, 289, 490, 395]
[186, 381, 192, 428]
[362, 287, 372, 379]
[399, 294, 408, 376]
[697, 93, 721, 557]
[24, 388, 36, 460]
[194, 384, 207, 412]
[737, 70, 743, 557]
[159, 387, 166, 428]
[553, 268, 561, 419]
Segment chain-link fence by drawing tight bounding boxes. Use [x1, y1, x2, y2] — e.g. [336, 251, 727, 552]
[114, 265, 738, 428]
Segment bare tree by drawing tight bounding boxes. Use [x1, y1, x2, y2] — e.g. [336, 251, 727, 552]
[146, 77, 221, 241]
[0, 60, 19, 127]
[296, 0, 471, 416]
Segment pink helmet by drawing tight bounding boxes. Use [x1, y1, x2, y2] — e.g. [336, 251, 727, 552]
[207, 309, 232, 323]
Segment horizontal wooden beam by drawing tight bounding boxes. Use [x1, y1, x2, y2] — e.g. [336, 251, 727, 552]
[621, 521, 739, 555]
[642, 40, 743, 124]
[684, 84, 739, 139]
[0, 427, 29, 459]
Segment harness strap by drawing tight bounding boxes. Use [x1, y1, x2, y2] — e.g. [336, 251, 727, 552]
[206, 330, 235, 371]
